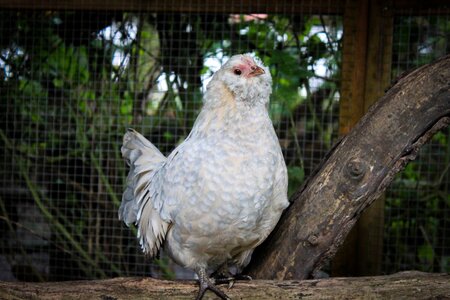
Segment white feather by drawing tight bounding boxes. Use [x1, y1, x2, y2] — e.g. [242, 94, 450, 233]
[119, 129, 169, 257]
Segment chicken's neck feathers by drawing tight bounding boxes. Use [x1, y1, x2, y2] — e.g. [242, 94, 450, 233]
[192, 92, 271, 139]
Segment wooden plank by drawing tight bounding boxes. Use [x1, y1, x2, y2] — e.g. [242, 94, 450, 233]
[364, 0, 393, 113]
[333, 0, 370, 275]
[334, 0, 393, 276]
[338, 0, 368, 136]
[0, 0, 345, 14]
[3, 0, 448, 15]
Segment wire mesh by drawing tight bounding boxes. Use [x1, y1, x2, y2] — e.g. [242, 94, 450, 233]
[383, 12, 450, 274]
[0, 1, 448, 283]
[0, 4, 341, 281]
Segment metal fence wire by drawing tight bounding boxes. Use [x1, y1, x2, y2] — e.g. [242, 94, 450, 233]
[383, 13, 450, 274]
[0, 2, 449, 281]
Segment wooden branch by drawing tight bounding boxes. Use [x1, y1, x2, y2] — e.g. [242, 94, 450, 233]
[246, 55, 450, 280]
[0, 271, 448, 299]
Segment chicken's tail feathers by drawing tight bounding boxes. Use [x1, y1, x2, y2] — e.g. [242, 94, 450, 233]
[119, 128, 169, 257]
[121, 128, 166, 168]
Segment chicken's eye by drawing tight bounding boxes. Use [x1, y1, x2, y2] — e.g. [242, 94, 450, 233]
[234, 69, 242, 76]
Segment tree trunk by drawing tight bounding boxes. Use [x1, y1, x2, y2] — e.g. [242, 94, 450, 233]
[246, 54, 450, 280]
[0, 271, 448, 299]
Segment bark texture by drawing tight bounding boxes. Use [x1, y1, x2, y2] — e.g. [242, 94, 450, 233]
[246, 55, 450, 279]
[0, 271, 449, 299]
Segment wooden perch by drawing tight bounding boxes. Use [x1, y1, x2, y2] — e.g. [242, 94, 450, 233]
[0, 271, 449, 299]
[246, 54, 450, 280]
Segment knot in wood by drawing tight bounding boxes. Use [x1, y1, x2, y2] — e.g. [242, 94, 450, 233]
[307, 234, 319, 246]
[345, 159, 366, 180]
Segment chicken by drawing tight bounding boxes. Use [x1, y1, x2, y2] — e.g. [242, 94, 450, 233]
[119, 54, 289, 299]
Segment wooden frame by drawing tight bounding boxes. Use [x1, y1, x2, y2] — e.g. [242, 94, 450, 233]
[0, 0, 449, 15]
[336, 0, 393, 276]
[0, 0, 345, 14]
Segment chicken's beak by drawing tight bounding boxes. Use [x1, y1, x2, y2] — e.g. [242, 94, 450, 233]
[248, 66, 265, 77]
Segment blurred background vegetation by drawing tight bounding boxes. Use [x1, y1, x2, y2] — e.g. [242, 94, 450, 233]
[0, 4, 449, 281]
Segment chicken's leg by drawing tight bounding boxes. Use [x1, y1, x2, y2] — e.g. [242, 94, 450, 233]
[212, 264, 252, 289]
[195, 267, 230, 300]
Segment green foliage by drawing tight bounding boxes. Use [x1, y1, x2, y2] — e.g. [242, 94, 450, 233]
[384, 127, 450, 273]
[383, 15, 450, 274]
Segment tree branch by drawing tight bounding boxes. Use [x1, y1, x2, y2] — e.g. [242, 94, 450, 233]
[246, 54, 450, 280]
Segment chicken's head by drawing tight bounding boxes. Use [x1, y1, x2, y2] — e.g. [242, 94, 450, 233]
[206, 54, 272, 106]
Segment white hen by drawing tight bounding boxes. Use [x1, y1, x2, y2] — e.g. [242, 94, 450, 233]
[119, 54, 289, 299]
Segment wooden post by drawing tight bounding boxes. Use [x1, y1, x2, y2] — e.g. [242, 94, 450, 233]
[333, 0, 393, 276]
